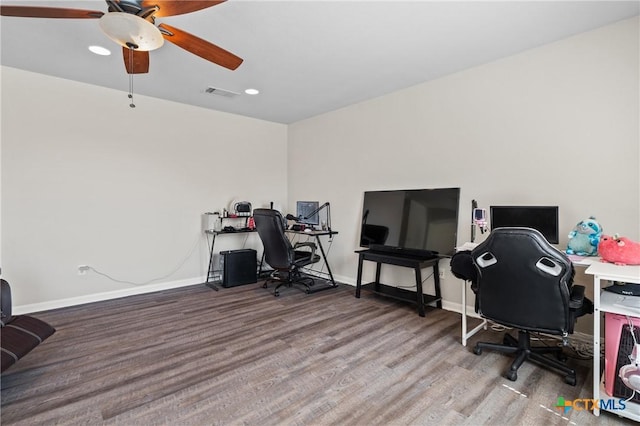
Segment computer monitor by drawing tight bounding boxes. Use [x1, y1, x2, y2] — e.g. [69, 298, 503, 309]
[296, 201, 320, 226]
[489, 205, 559, 244]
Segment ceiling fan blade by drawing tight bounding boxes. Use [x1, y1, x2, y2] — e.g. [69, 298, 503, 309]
[159, 23, 243, 70]
[0, 6, 103, 19]
[122, 48, 150, 74]
[141, 1, 225, 18]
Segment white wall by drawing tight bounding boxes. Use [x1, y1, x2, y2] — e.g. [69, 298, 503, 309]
[287, 17, 640, 313]
[1, 67, 288, 310]
[2, 17, 638, 316]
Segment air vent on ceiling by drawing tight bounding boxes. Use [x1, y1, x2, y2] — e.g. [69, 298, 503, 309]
[204, 86, 239, 98]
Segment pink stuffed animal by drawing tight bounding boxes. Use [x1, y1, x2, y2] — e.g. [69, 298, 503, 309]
[598, 234, 640, 265]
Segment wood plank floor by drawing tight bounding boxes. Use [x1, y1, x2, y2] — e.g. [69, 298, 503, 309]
[1, 281, 636, 425]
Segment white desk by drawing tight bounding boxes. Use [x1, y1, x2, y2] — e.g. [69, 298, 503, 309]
[456, 248, 601, 346]
[585, 261, 640, 420]
[460, 283, 487, 346]
[455, 242, 487, 346]
[456, 242, 488, 346]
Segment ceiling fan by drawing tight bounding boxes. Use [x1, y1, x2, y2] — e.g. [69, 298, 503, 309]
[0, 0, 243, 74]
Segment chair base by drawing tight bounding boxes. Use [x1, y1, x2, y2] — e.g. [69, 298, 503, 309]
[263, 270, 315, 297]
[473, 330, 577, 386]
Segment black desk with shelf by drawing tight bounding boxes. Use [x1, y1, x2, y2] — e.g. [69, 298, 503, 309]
[204, 228, 256, 290]
[286, 229, 339, 292]
[204, 225, 338, 292]
[354, 249, 442, 317]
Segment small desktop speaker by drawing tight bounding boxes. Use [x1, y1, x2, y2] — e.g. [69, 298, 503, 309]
[604, 312, 640, 402]
[221, 249, 257, 288]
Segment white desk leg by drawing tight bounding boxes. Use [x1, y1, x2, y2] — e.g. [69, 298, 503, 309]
[462, 281, 468, 346]
[593, 274, 601, 416]
[461, 282, 488, 346]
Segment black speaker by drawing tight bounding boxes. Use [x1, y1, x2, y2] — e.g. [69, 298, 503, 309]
[221, 249, 257, 288]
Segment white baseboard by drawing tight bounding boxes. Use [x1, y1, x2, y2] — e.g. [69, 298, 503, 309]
[317, 275, 480, 318]
[303, 270, 355, 287]
[13, 276, 206, 315]
[15, 275, 594, 351]
[15, 272, 353, 315]
[312, 273, 479, 317]
[440, 300, 482, 317]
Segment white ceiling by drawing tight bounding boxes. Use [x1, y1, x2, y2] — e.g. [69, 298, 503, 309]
[1, 1, 639, 124]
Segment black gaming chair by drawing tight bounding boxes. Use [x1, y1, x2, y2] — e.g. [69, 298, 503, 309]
[253, 208, 321, 297]
[470, 227, 593, 385]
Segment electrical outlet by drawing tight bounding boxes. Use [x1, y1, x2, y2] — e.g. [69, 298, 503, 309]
[439, 270, 445, 279]
[77, 265, 89, 276]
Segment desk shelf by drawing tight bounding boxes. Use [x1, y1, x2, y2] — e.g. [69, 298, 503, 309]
[596, 289, 640, 422]
[205, 229, 256, 235]
[600, 290, 640, 317]
[585, 262, 640, 419]
[359, 282, 441, 308]
[599, 380, 640, 421]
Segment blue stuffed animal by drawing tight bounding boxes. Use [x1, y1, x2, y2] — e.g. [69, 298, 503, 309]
[566, 216, 602, 256]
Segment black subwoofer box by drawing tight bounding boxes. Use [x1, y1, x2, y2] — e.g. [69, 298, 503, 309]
[221, 249, 257, 287]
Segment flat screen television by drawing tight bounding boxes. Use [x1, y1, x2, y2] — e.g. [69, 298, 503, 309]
[359, 188, 460, 257]
[489, 205, 559, 244]
[296, 201, 320, 226]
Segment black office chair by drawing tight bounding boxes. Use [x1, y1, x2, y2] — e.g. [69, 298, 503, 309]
[470, 227, 593, 385]
[253, 208, 321, 297]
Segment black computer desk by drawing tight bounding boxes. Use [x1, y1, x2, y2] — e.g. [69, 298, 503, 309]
[205, 228, 339, 292]
[204, 228, 257, 290]
[285, 229, 339, 292]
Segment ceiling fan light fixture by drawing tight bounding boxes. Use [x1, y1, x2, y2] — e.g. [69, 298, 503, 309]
[99, 12, 164, 51]
[88, 45, 111, 56]
[244, 88, 260, 95]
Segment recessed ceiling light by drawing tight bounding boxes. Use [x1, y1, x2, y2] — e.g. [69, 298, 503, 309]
[88, 45, 111, 56]
[244, 88, 260, 95]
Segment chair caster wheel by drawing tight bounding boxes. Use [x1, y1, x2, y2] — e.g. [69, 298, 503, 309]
[565, 375, 576, 386]
[507, 370, 518, 381]
[473, 346, 482, 355]
[274, 291, 280, 297]
[262, 283, 267, 289]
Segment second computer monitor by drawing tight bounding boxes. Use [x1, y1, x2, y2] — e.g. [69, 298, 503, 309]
[296, 201, 320, 226]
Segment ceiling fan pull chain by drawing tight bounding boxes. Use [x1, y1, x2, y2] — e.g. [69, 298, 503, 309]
[128, 73, 135, 108]
[127, 45, 135, 108]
